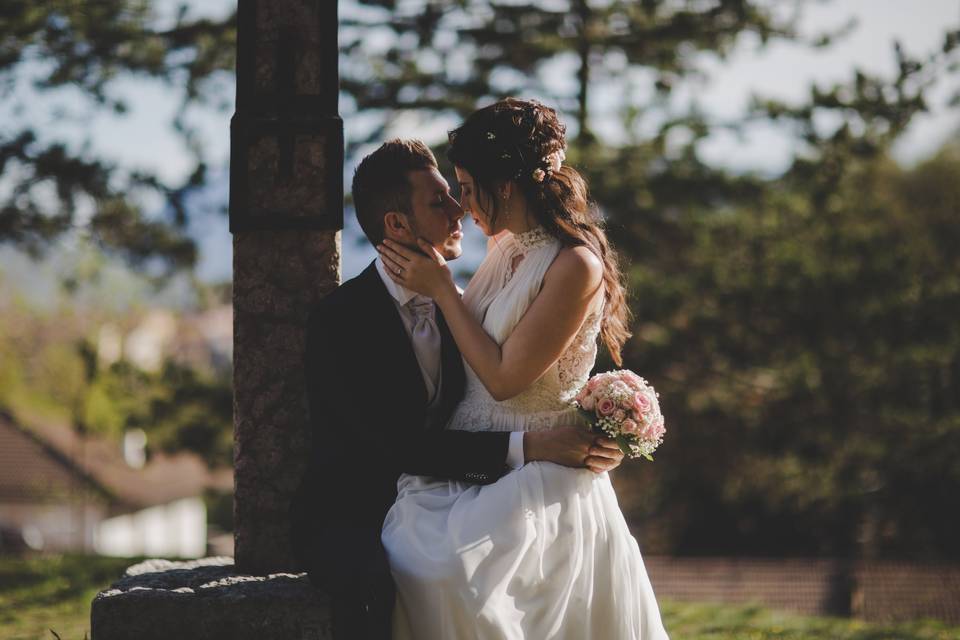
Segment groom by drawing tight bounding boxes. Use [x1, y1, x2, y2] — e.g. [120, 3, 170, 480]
[291, 139, 624, 639]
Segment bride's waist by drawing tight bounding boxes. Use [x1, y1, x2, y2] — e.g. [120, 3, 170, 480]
[447, 400, 586, 433]
[461, 374, 574, 409]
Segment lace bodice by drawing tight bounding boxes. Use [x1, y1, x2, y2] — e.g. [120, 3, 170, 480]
[446, 228, 602, 433]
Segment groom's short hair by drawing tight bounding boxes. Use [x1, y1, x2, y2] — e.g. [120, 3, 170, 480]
[352, 139, 438, 245]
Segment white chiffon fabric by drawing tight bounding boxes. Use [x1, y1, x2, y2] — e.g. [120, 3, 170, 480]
[381, 228, 669, 640]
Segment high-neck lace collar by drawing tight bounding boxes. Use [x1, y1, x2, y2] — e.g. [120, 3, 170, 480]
[511, 226, 553, 251]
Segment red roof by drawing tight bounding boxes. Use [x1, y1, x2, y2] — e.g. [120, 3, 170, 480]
[0, 410, 232, 514]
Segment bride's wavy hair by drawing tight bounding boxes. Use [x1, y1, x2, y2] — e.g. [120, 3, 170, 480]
[447, 98, 631, 365]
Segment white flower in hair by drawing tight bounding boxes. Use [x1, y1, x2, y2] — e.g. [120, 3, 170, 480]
[486, 131, 496, 140]
[545, 148, 565, 173]
[531, 168, 546, 182]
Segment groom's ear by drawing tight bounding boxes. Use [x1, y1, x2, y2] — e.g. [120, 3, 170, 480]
[383, 210, 412, 242]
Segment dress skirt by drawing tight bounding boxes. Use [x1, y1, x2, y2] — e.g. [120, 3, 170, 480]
[382, 460, 669, 640]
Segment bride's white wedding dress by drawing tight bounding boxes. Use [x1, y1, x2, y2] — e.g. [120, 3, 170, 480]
[382, 227, 668, 639]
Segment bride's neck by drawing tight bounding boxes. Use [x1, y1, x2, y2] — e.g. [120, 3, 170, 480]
[502, 208, 538, 235]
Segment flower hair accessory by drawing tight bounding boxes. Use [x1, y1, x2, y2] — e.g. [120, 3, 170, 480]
[531, 148, 566, 183]
[546, 148, 565, 173]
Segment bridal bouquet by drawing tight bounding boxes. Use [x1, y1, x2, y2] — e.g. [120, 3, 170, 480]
[574, 370, 665, 461]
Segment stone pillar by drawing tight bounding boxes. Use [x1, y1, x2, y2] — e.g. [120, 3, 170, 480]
[90, 3, 341, 636]
[230, 0, 342, 574]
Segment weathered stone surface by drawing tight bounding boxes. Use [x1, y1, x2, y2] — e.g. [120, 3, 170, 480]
[233, 230, 340, 574]
[93, 0, 342, 633]
[247, 133, 334, 215]
[231, 0, 342, 233]
[91, 557, 332, 640]
[253, 1, 329, 97]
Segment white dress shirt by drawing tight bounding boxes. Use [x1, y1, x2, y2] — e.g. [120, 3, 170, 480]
[376, 258, 524, 469]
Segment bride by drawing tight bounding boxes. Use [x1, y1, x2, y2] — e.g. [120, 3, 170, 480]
[377, 98, 668, 640]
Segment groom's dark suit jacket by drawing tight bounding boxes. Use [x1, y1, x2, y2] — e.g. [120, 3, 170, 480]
[291, 261, 511, 636]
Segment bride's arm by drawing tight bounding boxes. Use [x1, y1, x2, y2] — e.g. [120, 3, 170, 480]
[380, 239, 603, 401]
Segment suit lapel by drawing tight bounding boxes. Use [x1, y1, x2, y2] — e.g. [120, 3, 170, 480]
[435, 307, 465, 418]
[357, 262, 429, 409]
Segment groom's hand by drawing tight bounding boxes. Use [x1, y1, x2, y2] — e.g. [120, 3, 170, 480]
[524, 428, 624, 474]
[584, 437, 625, 474]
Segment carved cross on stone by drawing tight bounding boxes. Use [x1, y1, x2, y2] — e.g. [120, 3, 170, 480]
[230, 1, 342, 234]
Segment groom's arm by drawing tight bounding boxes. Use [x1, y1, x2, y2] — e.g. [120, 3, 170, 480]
[306, 306, 510, 484]
[522, 429, 624, 472]
[306, 304, 623, 482]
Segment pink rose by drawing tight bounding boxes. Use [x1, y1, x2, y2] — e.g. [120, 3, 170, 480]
[621, 372, 643, 389]
[641, 423, 658, 440]
[597, 398, 616, 416]
[634, 392, 651, 413]
[613, 409, 626, 421]
[621, 419, 639, 435]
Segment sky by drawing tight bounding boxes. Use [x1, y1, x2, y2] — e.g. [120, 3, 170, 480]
[690, 0, 959, 171]
[83, 0, 952, 183]
[2, 0, 958, 295]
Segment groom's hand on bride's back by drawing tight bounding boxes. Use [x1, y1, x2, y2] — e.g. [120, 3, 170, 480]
[523, 428, 624, 474]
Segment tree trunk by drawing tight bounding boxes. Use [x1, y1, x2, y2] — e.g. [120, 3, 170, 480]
[575, 0, 593, 144]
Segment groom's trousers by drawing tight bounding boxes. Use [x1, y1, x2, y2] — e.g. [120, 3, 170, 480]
[331, 578, 394, 640]
[303, 526, 395, 640]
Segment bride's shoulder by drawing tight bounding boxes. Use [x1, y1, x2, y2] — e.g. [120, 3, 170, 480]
[545, 245, 603, 292]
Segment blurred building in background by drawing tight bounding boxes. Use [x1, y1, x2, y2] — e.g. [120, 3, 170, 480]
[99, 305, 233, 376]
[0, 410, 231, 558]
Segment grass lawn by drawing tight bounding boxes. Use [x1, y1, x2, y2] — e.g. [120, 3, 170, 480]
[0, 554, 135, 640]
[660, 601, 960, 639]
[1, 554, 959, 640]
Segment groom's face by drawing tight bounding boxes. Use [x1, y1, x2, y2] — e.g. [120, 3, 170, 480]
[404, 167, 465, 261]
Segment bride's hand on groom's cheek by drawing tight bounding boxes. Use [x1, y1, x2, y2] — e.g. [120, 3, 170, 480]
[378, 238, 454, 298]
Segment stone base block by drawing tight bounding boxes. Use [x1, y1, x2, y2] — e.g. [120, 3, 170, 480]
[91, 557, 331, 640]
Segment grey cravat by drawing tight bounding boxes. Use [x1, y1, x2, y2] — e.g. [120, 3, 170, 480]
[407, 295, 441, 401]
